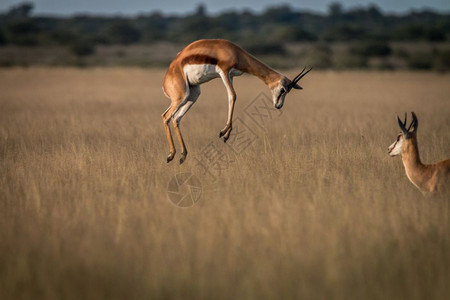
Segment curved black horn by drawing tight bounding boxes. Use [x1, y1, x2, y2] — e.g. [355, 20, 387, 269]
[291, 67, 306, 84]
[408, 112, 418, 133]
[403, 112, 407, 127]
[293, 67, 312, 84]
[397, 113, 408, 134]
[288, 67, 312, 89]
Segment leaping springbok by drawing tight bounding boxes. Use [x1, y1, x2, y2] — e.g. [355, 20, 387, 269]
[162, 39, 311, 163]
[388, 112, 450, 195]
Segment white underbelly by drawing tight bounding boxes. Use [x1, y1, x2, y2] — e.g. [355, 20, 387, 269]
[183, 64, 243, 85]
[184, 64, 220, 85]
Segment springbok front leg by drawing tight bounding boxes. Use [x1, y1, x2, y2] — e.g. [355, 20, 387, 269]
[172, 85, 201, 164]
[218, 69, 236, 142]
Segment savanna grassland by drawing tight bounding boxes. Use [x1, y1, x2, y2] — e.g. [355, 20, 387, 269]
[0, 68, 449, 300]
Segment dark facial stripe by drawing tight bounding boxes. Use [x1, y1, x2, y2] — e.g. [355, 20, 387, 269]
[181, 54, 218, 66]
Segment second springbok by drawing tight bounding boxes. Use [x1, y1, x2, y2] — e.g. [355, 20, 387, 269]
[162, 39, 311, 163]
[388, 112, 450, 195]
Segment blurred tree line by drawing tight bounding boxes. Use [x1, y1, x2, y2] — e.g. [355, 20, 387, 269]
[0, 2, 449, 69]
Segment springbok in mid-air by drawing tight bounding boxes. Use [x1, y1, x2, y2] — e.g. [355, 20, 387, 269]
[162, 39, 311, 163]
[388, 112, 450, 194]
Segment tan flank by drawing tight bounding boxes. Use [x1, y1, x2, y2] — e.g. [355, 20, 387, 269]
[388, 112, 450, 194]
[162, 39, 311, 163]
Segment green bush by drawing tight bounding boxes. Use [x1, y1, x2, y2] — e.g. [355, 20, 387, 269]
[425, 28, 446, 41]
[393, 48, 409, 59]
[350, 41, 392, 57]
[105, 21, 141, 45]
[334, 53, 368, 69]
[369, 58, 395, 70]
[273, 26, 317, 42]
[407, 52, 433, 70]
[433, 50, 450, 71]
[305, 44, 333, 69]
[50, 31, 78, 45]
[70, 38, 95, 57]
[394, 25, 423, 40]
[241, 41, 287, 55]
[6, 19, 40, 46]
[6, 2, 34, 17]
[0, 30, 6, 46]
[321, 25, 367, 41]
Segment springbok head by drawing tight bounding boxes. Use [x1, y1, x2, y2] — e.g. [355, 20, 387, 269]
[272, 67, 312, 109]
[388, 112, 419, 156]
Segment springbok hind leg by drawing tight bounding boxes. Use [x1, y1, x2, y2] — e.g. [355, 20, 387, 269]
[162, 102, 181, 162]
[172, 85, 201, 164]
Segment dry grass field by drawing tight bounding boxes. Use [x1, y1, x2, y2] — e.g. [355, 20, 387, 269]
[0, 68, 449, 299]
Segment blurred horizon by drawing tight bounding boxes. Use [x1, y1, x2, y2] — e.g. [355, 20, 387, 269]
[0, 0, 450, 16]
[1, 1, 450, 70]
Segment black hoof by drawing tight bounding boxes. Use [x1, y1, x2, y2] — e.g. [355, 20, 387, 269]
[222, 128, 232, 143]
[179, 154, 187, 164]
[167, 153, 175, 163]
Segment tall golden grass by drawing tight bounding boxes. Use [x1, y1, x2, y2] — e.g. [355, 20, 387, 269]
[0, 68, 449, 299]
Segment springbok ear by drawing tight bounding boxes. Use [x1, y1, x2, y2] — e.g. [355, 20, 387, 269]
[292, 83, 302, 90]
[397, 113, 408, 135]
[410, 111, 418, 133]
